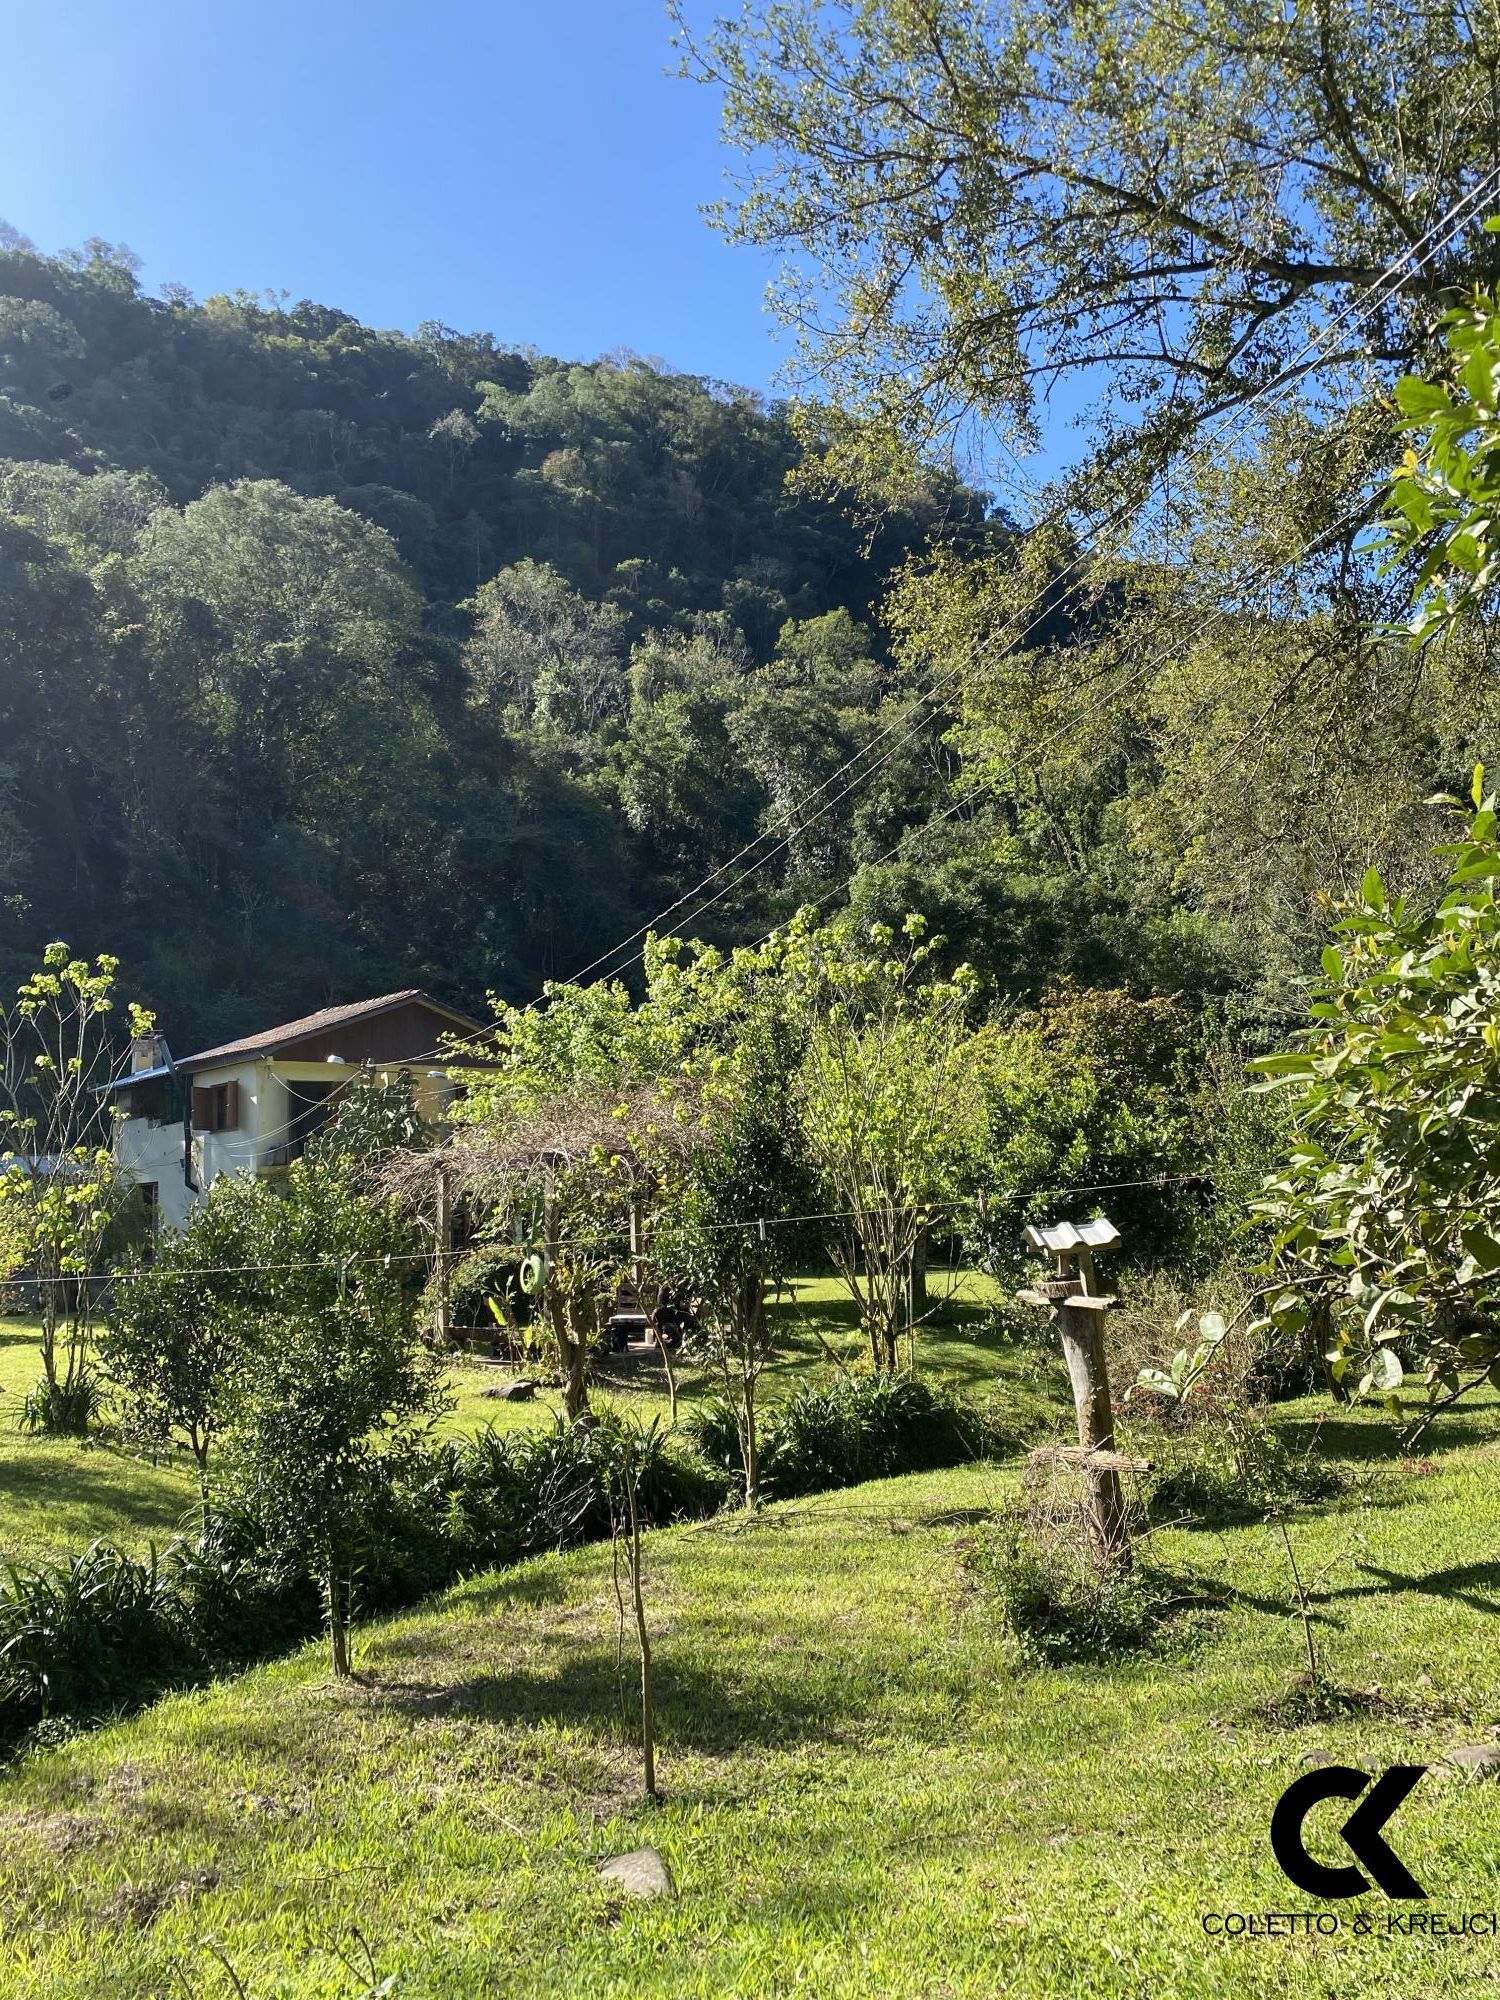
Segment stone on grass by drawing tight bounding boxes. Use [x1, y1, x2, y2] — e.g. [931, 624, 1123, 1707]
[483, 1378, 536, 1401]
[1441, 1743, 1500, 1781]
[598, 1847, 675, 1898]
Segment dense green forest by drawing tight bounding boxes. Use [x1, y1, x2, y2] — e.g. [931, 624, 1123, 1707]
[3, 164, 1495, 1052]
[0, 231, 1000, 1047]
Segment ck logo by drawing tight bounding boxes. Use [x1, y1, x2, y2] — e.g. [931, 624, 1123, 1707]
[1271, 1765, 1428, 1899]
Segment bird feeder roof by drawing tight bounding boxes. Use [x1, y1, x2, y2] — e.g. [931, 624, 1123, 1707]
[1024, 1216, 1120, 1254]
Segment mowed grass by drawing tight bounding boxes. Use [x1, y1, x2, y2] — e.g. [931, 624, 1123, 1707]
[0, 1321, 199, 1565]
[0, 1274, 1067, 1561]
[4, 1394, 1500, 1998]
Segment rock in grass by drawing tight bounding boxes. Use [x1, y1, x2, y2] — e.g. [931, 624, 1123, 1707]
[1441, 1743, 1500, 1780]
[598, 1848, 675, 1898]
[483, 1379, 536, 1401]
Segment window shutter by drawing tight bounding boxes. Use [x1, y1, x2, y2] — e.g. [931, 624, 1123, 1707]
[192, 1086, 214, 1132]
[220, 1080, 240, 1131]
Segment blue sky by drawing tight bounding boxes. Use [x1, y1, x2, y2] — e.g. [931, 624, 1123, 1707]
[0, 0, 790, 392]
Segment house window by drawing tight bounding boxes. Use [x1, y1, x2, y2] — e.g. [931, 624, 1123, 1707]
[191, 1081, 240, 1132]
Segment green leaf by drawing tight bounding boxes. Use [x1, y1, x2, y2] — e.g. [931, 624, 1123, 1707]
[1394, 377, 1457, 418]
[1460, 1226, 1500, 1275]
[1367, 1346, 1403, 1394]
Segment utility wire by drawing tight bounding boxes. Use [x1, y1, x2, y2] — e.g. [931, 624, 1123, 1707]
[403, 165, 1500, 1067]
[551, 168, 1500, 991]
[56, 1169, 1219, 1287]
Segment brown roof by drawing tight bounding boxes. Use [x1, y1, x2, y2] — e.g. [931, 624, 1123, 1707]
[178, 989, 484, 1074]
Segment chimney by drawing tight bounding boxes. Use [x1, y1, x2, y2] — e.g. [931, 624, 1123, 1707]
[131, 1032, 168, 1073]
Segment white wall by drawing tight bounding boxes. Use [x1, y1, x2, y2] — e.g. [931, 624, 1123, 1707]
[114, 1058, 457, 1237]
[114, 1111, 195, 1234]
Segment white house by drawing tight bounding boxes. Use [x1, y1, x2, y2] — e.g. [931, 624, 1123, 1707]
[106, 989, 482, 1233]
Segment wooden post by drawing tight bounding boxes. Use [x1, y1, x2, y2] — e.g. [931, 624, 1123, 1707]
[1020, 1215, 1131, 1570]
[1054, 1296, 1131, 1569]
[433, 1161, 452, 1347]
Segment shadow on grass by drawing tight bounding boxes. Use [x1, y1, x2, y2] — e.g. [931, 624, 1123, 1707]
[1332, 1557, 1500, 1617]
[360, 1647, 884, 1756]
[1229, 1557, 1500, 1629]
[1273, 1401, 1500, 1465]
[0, 1442, 196, 1543]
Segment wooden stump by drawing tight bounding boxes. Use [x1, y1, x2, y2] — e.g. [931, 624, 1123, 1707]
[1019, 1284, 1131, 1569]
[1056, 1296, 1130, 1568]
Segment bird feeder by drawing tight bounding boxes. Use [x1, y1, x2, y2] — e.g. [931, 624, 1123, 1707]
[1021, 1216, 1120, 1303]
[1018, 1214, 1143, 1568]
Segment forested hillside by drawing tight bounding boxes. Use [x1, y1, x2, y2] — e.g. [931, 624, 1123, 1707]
[0, 233, 1002, 1047]
[4, 213, 1491, 1055]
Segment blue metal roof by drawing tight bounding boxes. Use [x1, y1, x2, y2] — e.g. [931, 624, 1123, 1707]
[98, 1064, 175, 1092]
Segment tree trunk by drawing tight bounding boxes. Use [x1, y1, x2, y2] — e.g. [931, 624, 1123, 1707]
[561, 1299, 590, 1422]
[545, 1180, 589, 1422]
[1055, 1298, 1131, 1569]
[655, 1316, 679, 1424]
[625, 1474, 657, 1802]
[433, 1164, 452, 1347]
[881, 1322, 899, 1374]
[910, 1226, 928, 1314]
[327, 1570, 352, 1677]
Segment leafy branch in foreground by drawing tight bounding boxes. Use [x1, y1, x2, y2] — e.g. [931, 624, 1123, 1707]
[1386, 240, 1500, 642]
[1252, 770, 1500, 1422]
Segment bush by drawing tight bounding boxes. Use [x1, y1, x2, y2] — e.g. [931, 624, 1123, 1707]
[0, 1542, 187, 1733]
[1139, 1410, 1350, 1526]
[170, 1501, 321, 1665]
[20, 1367, 105, 1438]
[968, 1518, 1176, 1666]
[379, 1409, 731, 1594]
[686, 1373, 1016, 1502]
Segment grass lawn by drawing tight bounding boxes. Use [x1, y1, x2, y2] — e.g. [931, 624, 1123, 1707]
[0, 1273, 1067, 1562]
[3, 1392, 1500, 1997]
[0, 1321, 200, 1565]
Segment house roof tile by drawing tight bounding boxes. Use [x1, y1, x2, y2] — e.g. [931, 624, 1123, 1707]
[178, 989, 482, 1074]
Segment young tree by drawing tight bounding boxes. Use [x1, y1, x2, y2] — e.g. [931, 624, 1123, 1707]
[449, 981, 681, 1420]
[1254, 772, 1500, 1423]
[600, 1419, 660, 1803]
[646, 934, 809, 1497]
[219, 1162, 440, 1676]
[100, 1177, 264, 1499]
[1258, 289, 1500, 1421]
[0, 944, 146, 1432]
[787, 914, 987, 1372]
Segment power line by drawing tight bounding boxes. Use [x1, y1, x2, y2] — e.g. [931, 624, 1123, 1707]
[46, 1168, 1219, 1288]
[554, 168, 1500, 991]
[407, 165, 1500, 1063]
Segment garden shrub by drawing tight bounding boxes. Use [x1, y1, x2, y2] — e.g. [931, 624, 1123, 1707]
[0, 1542, 189, 1731]
[1136, 1410, 1351, 1527]
[967, 1517, 1177, 1666]
[686, 1373, 1016, 1501]
[20, 1367, 106, 1438]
